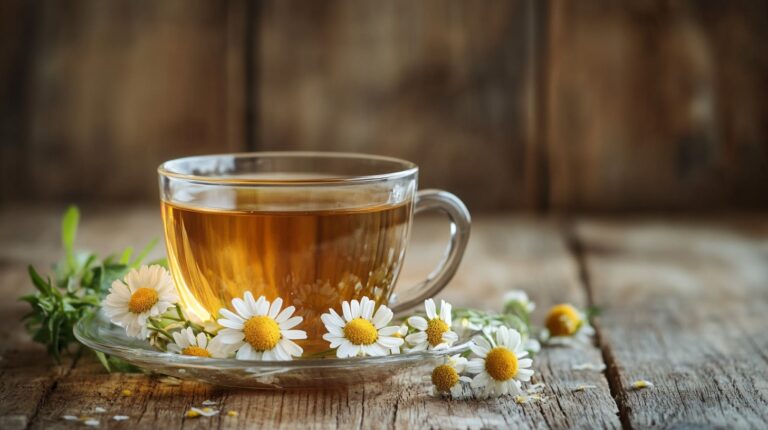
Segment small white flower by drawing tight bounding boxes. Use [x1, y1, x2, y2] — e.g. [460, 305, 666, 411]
[430, 354, 472, 398]
[93, 407, 106, 413]
[466, 326, 534, 398]
[83, 419, 100, 427]
[321, 296, 404, 358]
[405, 299, 459, 351]
[112, 416, 129, 421]
[167, 327, 230, 358]
[503, 290, 535, 313]
[542, 304, 595, 345]
[102, 265, 178, 338]
[216, 293, 306, 361]
[62, 415, 79, 421]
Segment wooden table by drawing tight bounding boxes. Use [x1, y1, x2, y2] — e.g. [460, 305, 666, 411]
[1, 206, 767, 429]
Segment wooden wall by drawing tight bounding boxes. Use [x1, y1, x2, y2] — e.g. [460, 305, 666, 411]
[1, 0, 767, 212]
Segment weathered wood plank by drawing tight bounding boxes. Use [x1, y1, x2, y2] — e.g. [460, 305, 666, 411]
[7, 207, 618, 429]
[575, 218, 768, 428]
[0, 0, 247, 203]
[546, 0, 768, 211]
[256, 0, 542, 211]
[0, 205, 166, 430]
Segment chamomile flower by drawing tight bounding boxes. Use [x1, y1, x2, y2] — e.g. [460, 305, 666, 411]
[321, 296, 404, 358]
[216, 293, 306, 361]
[542, 303, 595, 344]
[430, 354, 472, 398]
[405, 299, 459, 351]
[103, 265, 178, 338]
[503, 290, 535, 313]
[466, 326, 534, 398]
[167, 327, 230, 358]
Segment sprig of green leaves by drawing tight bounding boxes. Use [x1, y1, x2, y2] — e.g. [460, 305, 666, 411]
[20, 206, 165, 364]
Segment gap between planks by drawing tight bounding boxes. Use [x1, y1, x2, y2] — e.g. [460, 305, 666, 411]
[563, 219, 632, 430]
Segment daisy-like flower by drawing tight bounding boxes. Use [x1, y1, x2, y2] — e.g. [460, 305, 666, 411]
[216, 293, 306, 361]
[167, 327, 230, 358]
[321, 296, 404, 358]
[503, 290, 535, 313]
[405, 299, 459, 351]
[543, 303, 595, 344]
[103, 265, 179, 338]
[466, 326, 534, 398]
[430, 354, 472, 398]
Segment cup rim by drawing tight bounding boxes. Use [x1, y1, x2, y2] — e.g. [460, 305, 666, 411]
[158, 151, 418, 186]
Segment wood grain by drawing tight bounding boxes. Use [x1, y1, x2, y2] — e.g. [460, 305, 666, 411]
[256, 0, 542, 211]
[1, 206, 619, 429]
[546, 0, 768, 211]
[0, 0, 246, 203]
[574, 218, 768, 427]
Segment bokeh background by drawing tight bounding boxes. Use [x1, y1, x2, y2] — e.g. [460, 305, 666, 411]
[1, 0, 767, 212]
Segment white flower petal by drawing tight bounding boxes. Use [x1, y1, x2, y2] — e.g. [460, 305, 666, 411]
[280, 316, 302, 330]
[440, 300, 452, 325]
[257, 297, 271, 316]
[342, 301, 353, 322]
[378, 326, 401, 336]
[268, 297, 283, 318]
[218, 308, 245, 324]
[274, 306, 295, 323]
[231, 298, 250, 319]
[425, 299, 437, 319]
[362, 298, 375, 319]
[405, 332, 427, 345]
[351, 299, 361, 319]
[282, 330, 307, 340]
[235, 343, 254, 360]
[376, 336, 404, 348]
[469, 341, 490, 358]
[217, 318, 244, 330]
[371, 306, 393, 329]
[217, 329, 245, 344]
[337, 342, 360, 358]
[466, 358, 485, 374]
[407, 316, 428, 331]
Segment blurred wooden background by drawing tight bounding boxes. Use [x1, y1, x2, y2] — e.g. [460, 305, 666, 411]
[1, 0, 766, 212]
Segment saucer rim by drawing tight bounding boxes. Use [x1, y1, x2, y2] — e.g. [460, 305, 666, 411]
[74, 310, 472, 369]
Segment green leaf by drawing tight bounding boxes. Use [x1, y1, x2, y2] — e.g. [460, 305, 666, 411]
[94, 350, 111, 372]
[61, 206, 80, 273]
[28, 266, 53, 295]
[119, 247, 133, 265]
[129, 238, 158, 268]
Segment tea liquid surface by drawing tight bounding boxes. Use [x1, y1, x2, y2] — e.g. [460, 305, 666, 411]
[161, 199, 412, 355]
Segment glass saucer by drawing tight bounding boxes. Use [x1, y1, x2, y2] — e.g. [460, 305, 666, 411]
[74, 310, 471, 390]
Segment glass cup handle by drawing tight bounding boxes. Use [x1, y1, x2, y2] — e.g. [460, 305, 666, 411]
[389, 189, 471, 313]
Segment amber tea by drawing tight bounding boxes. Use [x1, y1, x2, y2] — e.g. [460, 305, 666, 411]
[158, 153, 470, 359]
[162, 199, 412, 354]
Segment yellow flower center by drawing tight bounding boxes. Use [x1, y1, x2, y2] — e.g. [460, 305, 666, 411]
[343, 318, 378, 345]
[485, 347, 518, 381]
[431, 364, 459, 392]
[181, 346, 211, 357]
[545, 304, 582, 336]
[243, 316, 282, 351]
[426, 318, 449, 346]
[128, 287, 159, 314]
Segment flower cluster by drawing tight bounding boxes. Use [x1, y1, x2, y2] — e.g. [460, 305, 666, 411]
[102, 266, 595, 400]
